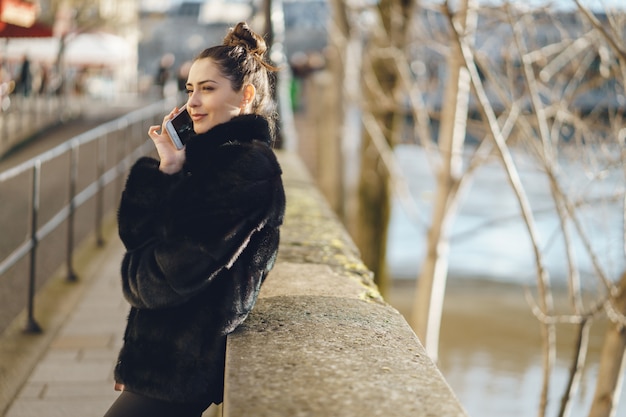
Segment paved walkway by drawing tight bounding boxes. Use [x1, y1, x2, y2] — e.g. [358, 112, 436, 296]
[0, 225, 220, 417]
[3, 232, 126, 417]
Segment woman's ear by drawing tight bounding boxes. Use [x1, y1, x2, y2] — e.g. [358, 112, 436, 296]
[240, 84, 256, 111]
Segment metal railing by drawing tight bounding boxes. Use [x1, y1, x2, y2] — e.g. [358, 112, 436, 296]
[0, 99, 172, 333]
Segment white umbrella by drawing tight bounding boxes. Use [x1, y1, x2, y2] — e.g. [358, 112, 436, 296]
[4, 37, 55, 62]
[64, 32, 132, 66]
[4, 32, 133, 67]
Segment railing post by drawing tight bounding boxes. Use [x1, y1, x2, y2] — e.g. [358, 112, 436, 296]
[133, 117, 142, 150]
[25, 161, 42, 334]
[1, 102, 7, 147]
[33, 95, 39, 128]
[66, 143, 78, 282]
[115, 119, 128, 198]
[95, 134, 107, 247]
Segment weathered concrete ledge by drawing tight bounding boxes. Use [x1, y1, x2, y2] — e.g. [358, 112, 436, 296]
[223, 151, 468, 417]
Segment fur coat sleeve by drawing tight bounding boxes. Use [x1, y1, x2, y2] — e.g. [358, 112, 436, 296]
[117, 125, 284, 311]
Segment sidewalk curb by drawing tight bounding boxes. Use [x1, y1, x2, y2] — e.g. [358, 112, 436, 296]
[0, 217, 119, 416]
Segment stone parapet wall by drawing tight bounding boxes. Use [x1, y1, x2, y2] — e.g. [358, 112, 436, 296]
[223, 151, 468, 417]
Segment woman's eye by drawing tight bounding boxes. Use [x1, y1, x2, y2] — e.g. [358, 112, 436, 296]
[202, 86, 215, 92]
[185, 89, 193, 95]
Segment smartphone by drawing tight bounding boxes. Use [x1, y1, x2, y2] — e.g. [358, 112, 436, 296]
[165, 107, 194, 149]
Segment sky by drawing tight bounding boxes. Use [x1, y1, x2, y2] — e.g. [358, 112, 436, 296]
[473, 0, 625, 10]
[150, 0, 626, 12]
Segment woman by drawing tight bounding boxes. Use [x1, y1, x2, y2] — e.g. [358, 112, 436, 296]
[104, 22, 285, 417]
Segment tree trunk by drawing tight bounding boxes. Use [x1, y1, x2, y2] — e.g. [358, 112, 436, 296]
[357, 131, 392, 294]
[588, 272, 626, 417]
[355, 0, 415, 296]
[316, 0, 350, 218]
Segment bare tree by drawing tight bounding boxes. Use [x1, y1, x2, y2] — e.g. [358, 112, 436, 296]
[309, 1, 625, 415]
[442, 2, 626, 416]
[411, 0, 478, 360]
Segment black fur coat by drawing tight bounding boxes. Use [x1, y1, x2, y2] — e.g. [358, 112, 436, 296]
[114, 114, 285, 407]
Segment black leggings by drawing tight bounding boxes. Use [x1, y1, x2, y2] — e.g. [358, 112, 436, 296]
[103, 391, 208, 417]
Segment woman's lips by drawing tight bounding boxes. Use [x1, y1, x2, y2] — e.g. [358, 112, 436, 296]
[190, 114, 206, 122]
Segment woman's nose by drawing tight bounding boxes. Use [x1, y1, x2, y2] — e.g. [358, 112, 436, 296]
[187, 90, 200, 107]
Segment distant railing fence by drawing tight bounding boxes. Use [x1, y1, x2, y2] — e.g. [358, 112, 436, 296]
[0, 94, 83, 158]
[0, 99, 173, 333]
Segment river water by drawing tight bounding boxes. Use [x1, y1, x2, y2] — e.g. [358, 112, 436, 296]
[385, 144, 625, 417]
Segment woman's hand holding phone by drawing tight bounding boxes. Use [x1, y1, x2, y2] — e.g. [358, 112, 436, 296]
[148, 107, 187, 174]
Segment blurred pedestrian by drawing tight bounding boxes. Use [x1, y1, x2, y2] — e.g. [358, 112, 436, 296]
[176, 60, 192, 94]
[15, 55, 32, 96]
[155, 53, 174, 98]
[73, 67, 88, 96]
[35, 63, 50, 95]
[103, 22, 285, 417]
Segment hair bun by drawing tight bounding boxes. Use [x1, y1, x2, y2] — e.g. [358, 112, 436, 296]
[223, 22, 267, 58]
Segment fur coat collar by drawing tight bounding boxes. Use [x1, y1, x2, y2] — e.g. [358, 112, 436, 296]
[184, 114, 272, 169]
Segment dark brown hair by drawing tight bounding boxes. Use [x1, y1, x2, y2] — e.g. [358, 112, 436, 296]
[195, 22, 279, 132]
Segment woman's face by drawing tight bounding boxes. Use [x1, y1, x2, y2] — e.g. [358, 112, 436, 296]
[185, 58, 244, 134]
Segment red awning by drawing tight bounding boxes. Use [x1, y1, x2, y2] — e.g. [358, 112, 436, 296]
[0, 21, 53, 38]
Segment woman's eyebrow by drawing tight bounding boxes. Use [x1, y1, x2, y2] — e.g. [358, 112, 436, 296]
[186, 79, 218, 87]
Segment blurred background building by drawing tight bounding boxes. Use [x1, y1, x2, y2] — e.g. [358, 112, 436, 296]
[0, 0, 138, 99]
[0, 0, 328, 100]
